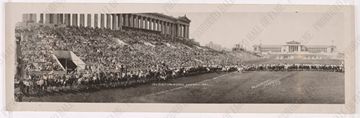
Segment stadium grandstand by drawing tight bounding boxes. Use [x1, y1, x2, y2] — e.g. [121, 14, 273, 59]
[14, 13, 344, 102]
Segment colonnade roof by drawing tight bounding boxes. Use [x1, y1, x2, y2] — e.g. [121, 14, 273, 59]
[136, 13, 191, 25]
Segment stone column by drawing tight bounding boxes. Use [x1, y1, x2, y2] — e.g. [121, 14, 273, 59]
[79, 14, 85, 27]
[185, 25, 189, 38]
[100, 14, 105, 28]
[163, 22, 166, 34]
[286, 46, 289, 53]
[148, 19, 151, 30]
[169, 23, 173, 36]
[153, 19, 157, 31]
[152, 19, 155, 30]
[148, 18, 153, 30]
[55, 14, 60, 24]
[52, 14, 57, 24]
[181, 25, 185, 37]
[58, 14, 62, 24]
[133, 15, 137, 28]
[183, 25, 186, 37]
[172, 24, 176, 37]
[112, 14, 118, 30]
[39, 13, 44, 23]
[167, 23, 171, 35]
[69, 14, 72, 26]
[155, 20, 158, 31]
[94, 14, 99, 28]
[106, 14, 111, 29]
[156, 20, 160, 31]
[175, 24, 179, 37]
[64, 14, 70, 26]
[87, 14, 92, 27]
[45, 14, 50, 24]
[153, 20, 157, 31]
[32, 14, 37, 23]
[178, 25, 182, 37]
[138, 16, 143, 29]
[177, 24, 180, 37]
[144, 18, 148, 30]
[118, 14, 123, 30]
[137, 15, 140, 28]
[61, 14, 65, 24]
[55, 14, 59, 24]
[165, 22, 169, 34]
[160, 21, 162, 32]
[124, 14, 129, 27]
[163, 22, 166, 33]
[187, 25, 190, 38]
[159, 21, 162, 33]
[130, 14, 134, 28]
[72, 14, 78, 26]
[184, 25, 186, 38]
[51, 14, 57, 24]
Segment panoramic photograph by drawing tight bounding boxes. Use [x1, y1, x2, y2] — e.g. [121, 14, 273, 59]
[13, 11, 345, 104]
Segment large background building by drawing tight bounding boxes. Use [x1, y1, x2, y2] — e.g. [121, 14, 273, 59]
[253, 41, 341, 59]
[253, 41, 336, 54]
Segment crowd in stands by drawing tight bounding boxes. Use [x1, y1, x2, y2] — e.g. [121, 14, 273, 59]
[14, 24, 245, 100]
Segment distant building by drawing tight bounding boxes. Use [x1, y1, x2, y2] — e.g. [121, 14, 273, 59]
[253, 40, 336, 54]
[253, 41, 341, 59]
[232, 43, 246, 51]
[206, 41, 227, 51]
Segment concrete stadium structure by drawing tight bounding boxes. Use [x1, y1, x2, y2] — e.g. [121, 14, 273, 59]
[22, 13, 191, 38]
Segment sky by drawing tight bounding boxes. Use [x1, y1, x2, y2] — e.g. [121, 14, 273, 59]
[168, 12, 345, 51]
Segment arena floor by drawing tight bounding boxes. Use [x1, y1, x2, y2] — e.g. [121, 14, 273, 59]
[24, 71, 344, 103]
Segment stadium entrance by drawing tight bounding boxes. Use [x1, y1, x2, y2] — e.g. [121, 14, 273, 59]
[54, 51, 86, 72]
[57, 58, 77, 72]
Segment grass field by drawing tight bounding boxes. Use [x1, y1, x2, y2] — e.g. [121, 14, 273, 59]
[24, 71, 344, 104]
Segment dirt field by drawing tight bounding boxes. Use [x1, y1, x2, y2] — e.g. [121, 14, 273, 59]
[24, 71, 344, 104]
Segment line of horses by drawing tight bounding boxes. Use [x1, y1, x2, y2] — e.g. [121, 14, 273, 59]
[14, 63, 344, 101]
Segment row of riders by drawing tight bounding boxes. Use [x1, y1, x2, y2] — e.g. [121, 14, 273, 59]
[15, 63, 344, 101]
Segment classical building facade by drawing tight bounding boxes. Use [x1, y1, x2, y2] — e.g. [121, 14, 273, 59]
[253, 41, 339, 59]
[21, 13, 191, 38]
[253, 41, 336, 54]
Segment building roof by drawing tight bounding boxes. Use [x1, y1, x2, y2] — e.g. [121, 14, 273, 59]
[306, 45, 335, 48]
[259, 45, 282, 48]
[286, 40, 301, 44]
[142, 13, 191, 23]
[178, 15, 191, 22]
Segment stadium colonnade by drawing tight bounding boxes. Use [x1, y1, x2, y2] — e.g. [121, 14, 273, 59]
[22, 13, 191, 38]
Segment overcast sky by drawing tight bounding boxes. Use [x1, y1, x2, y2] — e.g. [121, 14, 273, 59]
[168, 12, 345, 51]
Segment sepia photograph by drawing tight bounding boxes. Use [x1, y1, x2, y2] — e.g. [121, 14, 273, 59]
[5, 3, 355, 113]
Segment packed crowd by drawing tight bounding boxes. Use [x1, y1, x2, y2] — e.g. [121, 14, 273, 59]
[16, 26, 65, 72]
[14, 24, 245, 100]
[17, 25, 243, 71]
